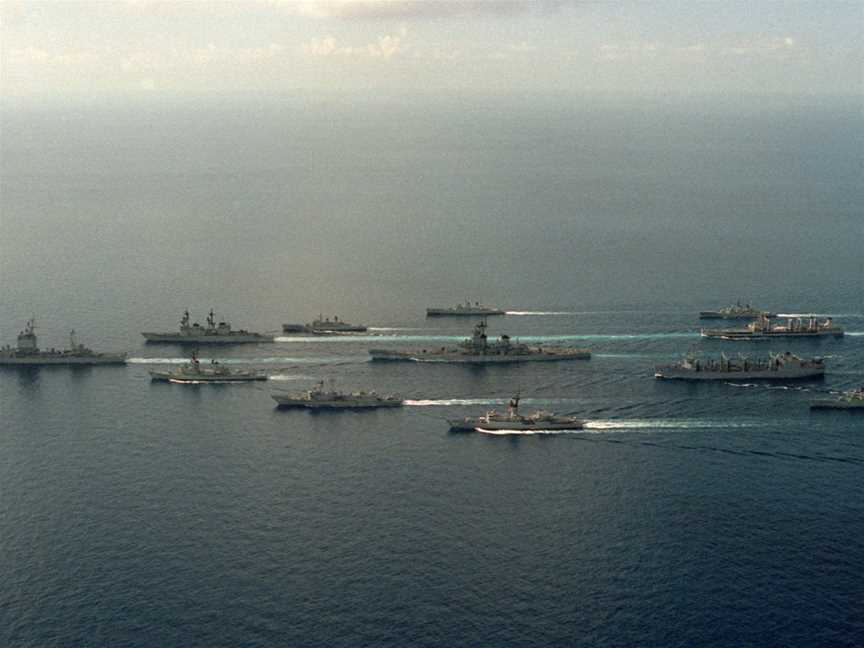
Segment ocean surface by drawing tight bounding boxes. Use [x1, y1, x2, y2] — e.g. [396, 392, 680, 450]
[1, 94, 862, 647]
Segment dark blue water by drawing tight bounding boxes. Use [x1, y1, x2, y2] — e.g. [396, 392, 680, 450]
[1, 95, 863, 647]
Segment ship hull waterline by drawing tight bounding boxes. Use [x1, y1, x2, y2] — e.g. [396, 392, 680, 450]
[369, 351, 590, 364]
[654, 369, 825, 381]
[142, 334, 274, 344]
[448, 420, 585, 432]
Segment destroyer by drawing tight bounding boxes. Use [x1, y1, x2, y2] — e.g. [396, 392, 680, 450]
[810, 387, 864, 410]
[426, 301, 505, 317]
[149, 350, 266, 382]
[282, 315, 367, 335]
[448, 395, 584, 431]
[0, 320, 126, 366]
[369, 320, 590, 364]
[272, 380, 403, 409]
[655, 351, 824, 381]
[701, 316, 843, 340]
[142, 310, 274, 344]
[699, 301, 776, 319]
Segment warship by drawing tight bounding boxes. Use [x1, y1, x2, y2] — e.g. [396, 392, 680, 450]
[0, 320, 126, 366]
[699, 301, 776, 319]
[282, 315, 367, 335]
[448, 395, 584, 432]
[701, 316, 844, 340]
[426, 301, 506, 317]
[654, 351, 825, 381]
[272, 380, 403, 409]
[149, 350, 266, 382]
[369, 319, 590, 364]
[810, 387, 864, 410]
[142, 310, 274, 343]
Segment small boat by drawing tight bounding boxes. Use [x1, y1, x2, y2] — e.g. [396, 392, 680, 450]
[448, 395, 584, 431]
[810, 387, 864, 410]
[149, 350, 266, 382]
[272, 380, 403, 409]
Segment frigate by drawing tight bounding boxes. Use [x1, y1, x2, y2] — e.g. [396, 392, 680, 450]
[810, 387, 864, 410]
[701, 316, 843, 340]
[654, 351, 825, 381]
[149, 350, 266, 382]
[142, 310, 274, 343]
[0, 320, 126, 366]
[370, 320, 589, 364]
[282, 315, 367, 335]
[448, 395, 584, 431]
[699, 302, 776, 319]
[426, 301, 506, 317]
[272, 380, 403, 409]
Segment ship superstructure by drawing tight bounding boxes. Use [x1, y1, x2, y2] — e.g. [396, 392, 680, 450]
[699, 302, 776, 319]
[810, 387, 864, 410]
[369, 319, 590, 364]
[282, 315, 367, 335]
[654, 351, 825, 381]
[142, 310, 274, 343]
[0, 320, 126, 366]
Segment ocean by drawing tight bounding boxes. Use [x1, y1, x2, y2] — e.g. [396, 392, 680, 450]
[1, 94, 862, 647]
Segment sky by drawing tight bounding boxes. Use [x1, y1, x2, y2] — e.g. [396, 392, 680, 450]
[1, 0, 862, 100]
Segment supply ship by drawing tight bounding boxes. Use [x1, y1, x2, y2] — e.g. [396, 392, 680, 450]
[369, 319, 590, 363]
[426, 301, 505, 317]
[0, 320, 126, 366]
[142, 310, 274, 344]
[448, 395, 584, 431]
[701, 316, 843, 340]
[654, 351, 825, 381]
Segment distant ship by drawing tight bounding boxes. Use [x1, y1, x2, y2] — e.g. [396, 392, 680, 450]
[272, 380, 403, 409]
[701, 316, 844, 340]
[426, 301, 506, 317]
[448, 395, 584, 431]
[810, 387, 864, 410]
[0, 320, 126, 366]
[699, 302, 776, 319]
[369, 319, 590, 363]
[142, 310, 274, 343]
[149, 350, 266, 382]
[654, 351, 825, 381]
[282, 315, 367, 335]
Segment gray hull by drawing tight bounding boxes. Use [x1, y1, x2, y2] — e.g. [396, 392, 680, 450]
[699, 311, 776, 320]
[426, 309, 505, 317]
[142, 333, 274, 344]
[810, 399, 864, 410]
[655, 367, 824, 381]
[0, 354, 127, 366]
[369, 349, 590, 363]
[700, 329, 843, 340]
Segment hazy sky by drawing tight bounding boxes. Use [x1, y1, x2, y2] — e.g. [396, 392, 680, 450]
[1, 0, 862, 99]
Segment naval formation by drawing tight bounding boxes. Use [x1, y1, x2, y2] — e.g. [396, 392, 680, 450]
[2, 301, 861, 422]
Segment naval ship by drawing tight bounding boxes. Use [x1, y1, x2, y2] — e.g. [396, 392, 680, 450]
[426, 301, 506, 317]
[654, 351, 825, 381]
[282, 315, 367, 335]
[448, 395, 584, 431]
[272, 380, 403, 409]
[0, 320, 126, 366]
[142, 310, 274, 344]
[369, 319, 590, 363]
[701, 316, 844, 340]
[810, 387, 864, 410]
[699, 302, 776, 319]
[149, 350, 266, 382]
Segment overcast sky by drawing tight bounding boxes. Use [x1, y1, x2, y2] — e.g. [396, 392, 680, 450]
[1, 0, 862, 99]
